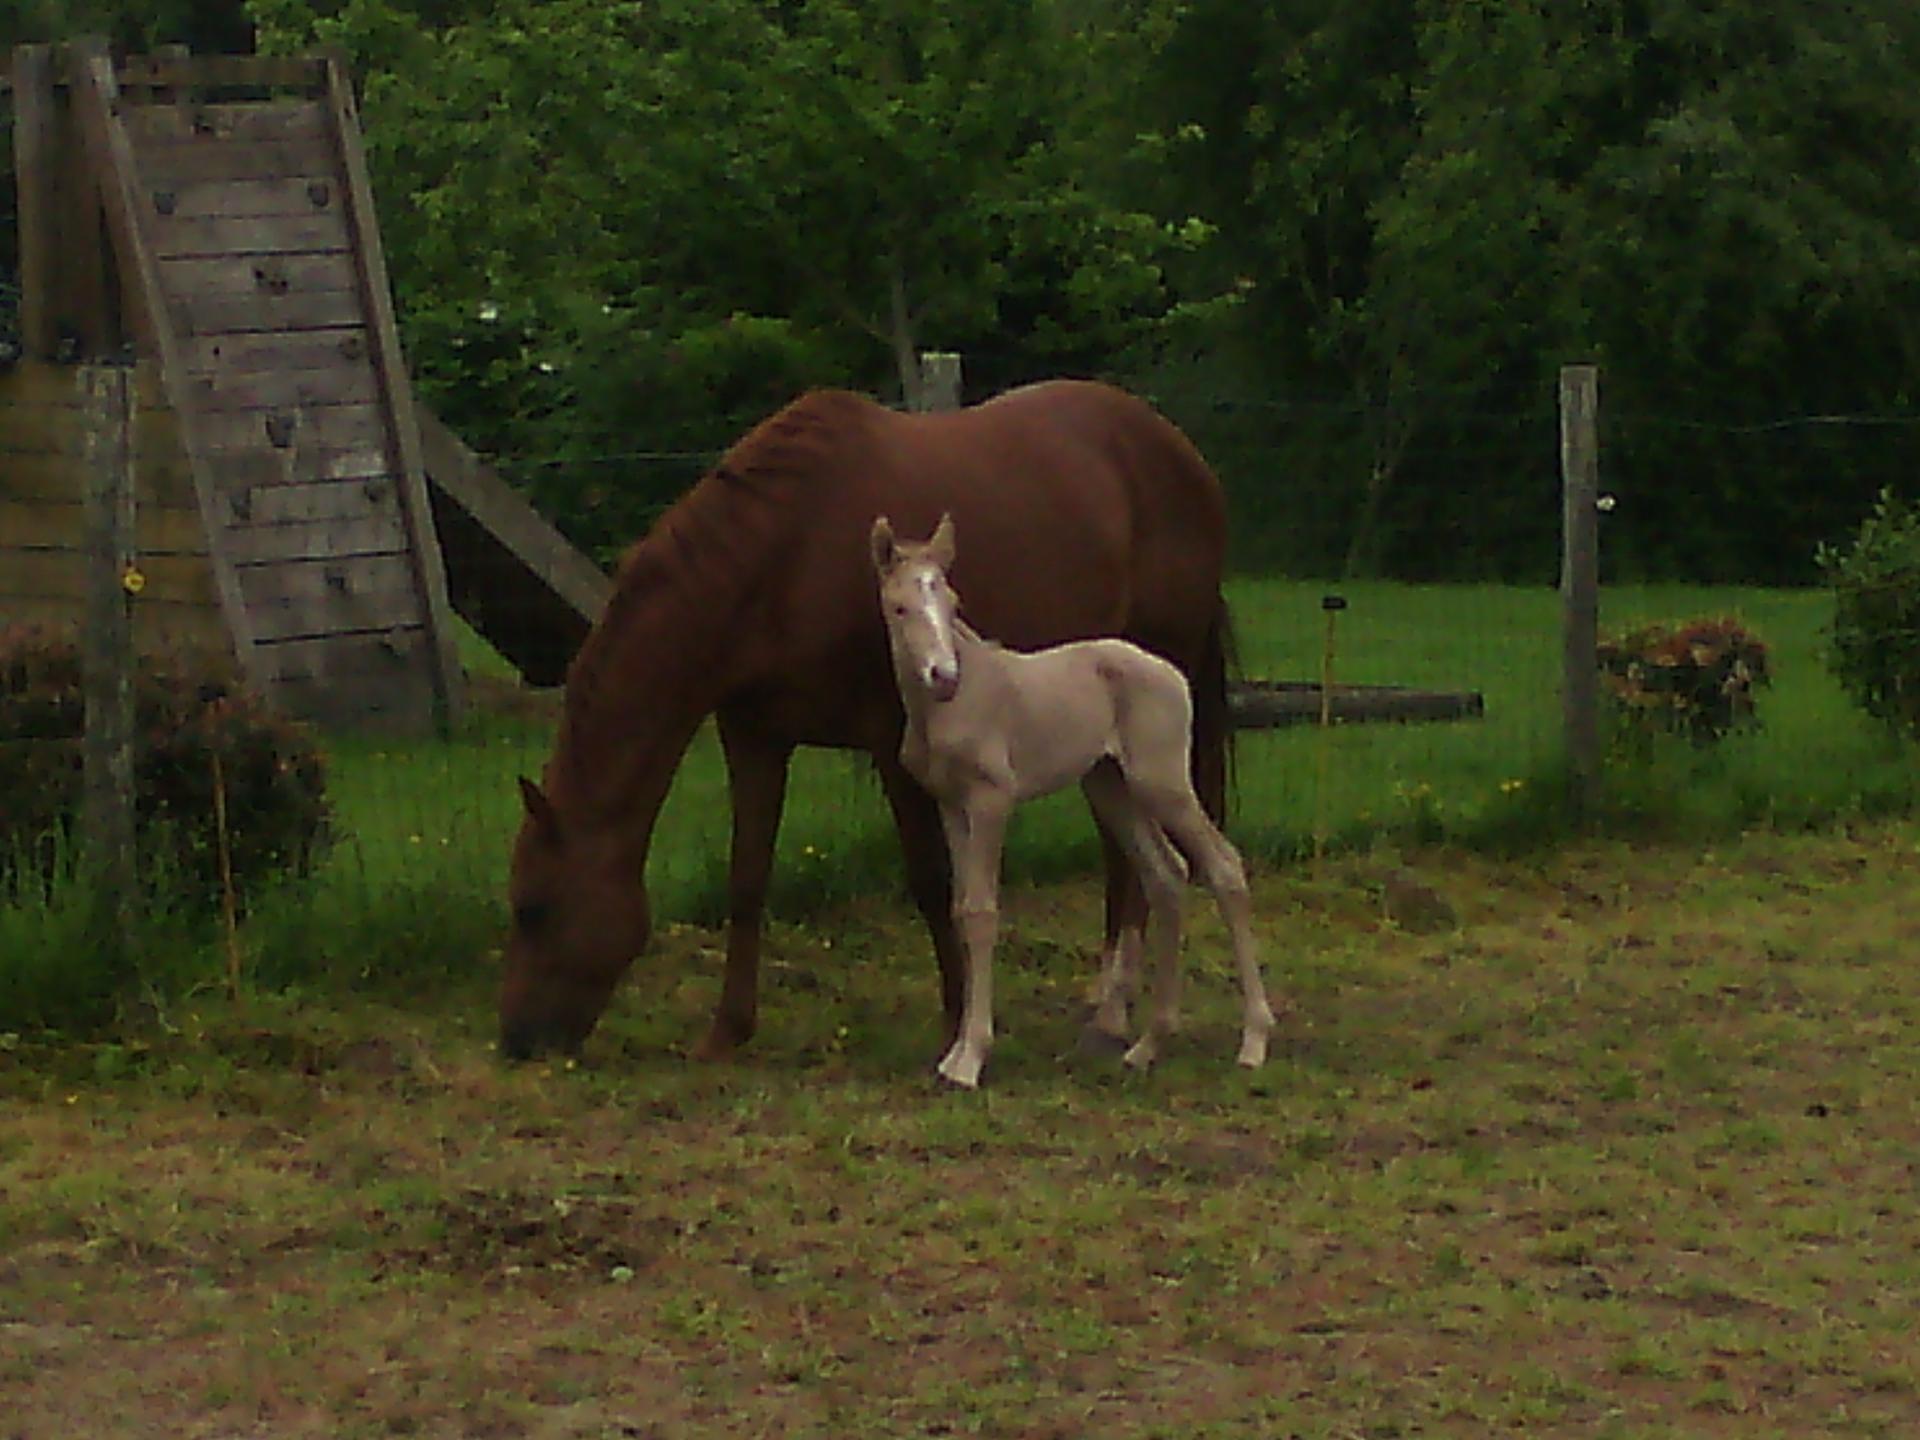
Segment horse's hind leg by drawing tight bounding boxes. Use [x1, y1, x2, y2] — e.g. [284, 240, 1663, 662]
[877, 756, 968, 1050]
[1149, 791, 1276, 1069]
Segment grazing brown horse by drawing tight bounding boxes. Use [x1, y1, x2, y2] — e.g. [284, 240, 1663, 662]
[500, 379, 1231, 1063]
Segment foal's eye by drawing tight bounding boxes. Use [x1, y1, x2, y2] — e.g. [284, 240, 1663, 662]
[513, 900, 552, 933]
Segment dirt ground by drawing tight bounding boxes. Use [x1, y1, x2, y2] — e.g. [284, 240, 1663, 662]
[6, 823, 1920, 1438]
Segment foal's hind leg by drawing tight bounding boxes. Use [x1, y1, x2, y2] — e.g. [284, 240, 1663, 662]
[1082, 764, 1186, 1070]
[1083, 822, 1147, 1051]
[1146, 788, 1277, 1069]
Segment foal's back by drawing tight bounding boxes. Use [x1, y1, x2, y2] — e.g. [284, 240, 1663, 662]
[958, 636, 1196, 801]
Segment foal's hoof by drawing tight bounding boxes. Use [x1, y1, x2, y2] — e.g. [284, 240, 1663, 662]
[1121, 1037, 1159, 1071]
[1076, 1023, 1131, 1058]
[935, 1049, 984, 1090]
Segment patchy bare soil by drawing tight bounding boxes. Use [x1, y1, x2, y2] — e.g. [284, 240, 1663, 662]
[7, 824, 1920, 1437]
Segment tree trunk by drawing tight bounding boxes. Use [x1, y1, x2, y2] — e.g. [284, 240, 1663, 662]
[887, 255, 922, 410]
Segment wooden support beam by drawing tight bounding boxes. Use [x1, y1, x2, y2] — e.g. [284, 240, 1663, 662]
[321, 50, 466, 727]
[68, 39, 259, 686]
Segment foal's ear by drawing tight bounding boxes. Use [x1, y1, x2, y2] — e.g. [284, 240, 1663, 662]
[929, 512, 957, 570]
[518, 777, 562, 839]
[870, 515, 898, 574]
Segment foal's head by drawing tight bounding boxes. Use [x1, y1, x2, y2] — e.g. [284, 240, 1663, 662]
[871, 514, 961, 704]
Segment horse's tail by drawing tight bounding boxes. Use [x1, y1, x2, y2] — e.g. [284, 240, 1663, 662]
[1192, 594, 1238, 825]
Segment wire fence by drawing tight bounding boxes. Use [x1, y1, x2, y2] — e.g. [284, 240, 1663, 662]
[6, 370, 1920, 1020]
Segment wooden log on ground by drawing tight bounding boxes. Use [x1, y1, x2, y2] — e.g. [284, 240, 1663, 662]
[1229, 681, 1485, 731]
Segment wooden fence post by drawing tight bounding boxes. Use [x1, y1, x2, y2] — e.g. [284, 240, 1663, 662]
[1560, 363, 1601, 813]
[917, 351, 962, 412]
[81, 361, 138, 946]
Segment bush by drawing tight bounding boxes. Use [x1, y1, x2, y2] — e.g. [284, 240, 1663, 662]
[0, 625, 331, 908]
[1598, 616, 1771, 748]
[1819, 488, 1920, 738]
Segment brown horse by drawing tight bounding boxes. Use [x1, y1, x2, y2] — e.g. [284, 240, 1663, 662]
[500, 379, 1231, 1063]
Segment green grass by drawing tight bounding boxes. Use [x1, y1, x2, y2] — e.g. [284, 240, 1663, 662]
[4, 579, 1917, 1019]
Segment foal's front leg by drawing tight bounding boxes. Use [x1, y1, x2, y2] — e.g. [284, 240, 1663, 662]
[936, 797, 1009, 1090]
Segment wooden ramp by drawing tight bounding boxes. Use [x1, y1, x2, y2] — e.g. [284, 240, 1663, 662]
[61, 46, 465, 728]
[5, 44, 612, 724]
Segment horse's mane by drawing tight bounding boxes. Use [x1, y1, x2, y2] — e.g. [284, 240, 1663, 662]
[554, 392, 879, 781]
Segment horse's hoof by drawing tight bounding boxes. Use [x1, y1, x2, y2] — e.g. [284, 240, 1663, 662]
[1236, 1038, 1269, 1069]
[690, 1030, 742, 1063]
[1077, 1023, 1131, 1058]
[1122, 1039, 1158, 1070]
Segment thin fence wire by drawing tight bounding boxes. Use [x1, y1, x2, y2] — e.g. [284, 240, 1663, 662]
[6, 391, 1919, 1005]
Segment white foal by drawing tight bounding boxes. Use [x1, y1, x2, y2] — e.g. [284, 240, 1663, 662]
[872, 513, 1277, 1090]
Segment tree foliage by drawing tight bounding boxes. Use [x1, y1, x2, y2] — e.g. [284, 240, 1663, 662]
[4, 1, 1917, 578]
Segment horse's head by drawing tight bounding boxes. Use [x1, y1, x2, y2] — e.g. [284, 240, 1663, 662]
[498, 776, 651, 1060]
[872, 513, 961, 703]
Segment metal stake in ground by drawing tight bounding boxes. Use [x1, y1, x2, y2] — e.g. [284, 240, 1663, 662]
[1315, 594, 1348, 863]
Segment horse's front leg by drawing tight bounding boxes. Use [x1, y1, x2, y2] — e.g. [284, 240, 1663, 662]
[937, 798, 1009, 1090]
[695, 715, 792, 1061]
[876, 756, 967, 1047]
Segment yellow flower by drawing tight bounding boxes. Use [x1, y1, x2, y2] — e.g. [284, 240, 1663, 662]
[121, 565, 146, 596]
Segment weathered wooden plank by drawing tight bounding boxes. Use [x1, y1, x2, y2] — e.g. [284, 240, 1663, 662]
[13, 46, 59, 358]
[0, 403, 182, 459]
[233, 474, 400, 527]
[194, 400, 390, 457]
[70, 41, 264, 680]
[129, 135, 336, 186]
[0, 550, 219, 606]
[225, 508, 409, 566]
[0, 449, 198, 508]
[268, 669, 440, 732]
[237, 555, 425, 641]
[256, 626, 428, 683]
[147, 211, 351, 260]
[138, 175, 344, 223]
[203, 446, 390, 492]
[0, 594, 231, 655]
[0, 500, 208, 555]
[171, 285, 366, 337]
[120, 98, 328, 146]
[1226, 681, 1487, 731]
[116, 55, 329, 93]
[325, 53, 463, 726]
[183, 357, 380, 412]
[180, 326, 370, 379]
[0, 359, 89, 409]
[160, 250, 358, 299]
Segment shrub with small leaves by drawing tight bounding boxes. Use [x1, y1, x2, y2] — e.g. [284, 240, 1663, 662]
[1818, 488, 1920, 738]
[1598, 617, 1771, 748]
[0, 624, 330, 907]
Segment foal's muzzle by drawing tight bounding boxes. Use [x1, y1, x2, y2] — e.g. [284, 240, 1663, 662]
[926, 663, 960, 703]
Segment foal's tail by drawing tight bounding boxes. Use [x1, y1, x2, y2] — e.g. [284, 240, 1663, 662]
[1191, 595, 1238, 826]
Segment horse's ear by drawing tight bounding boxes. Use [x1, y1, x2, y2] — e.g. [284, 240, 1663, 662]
[930, 512, 957, 570]
[518, 777, 562, 839]
[870, 515, 898, 574]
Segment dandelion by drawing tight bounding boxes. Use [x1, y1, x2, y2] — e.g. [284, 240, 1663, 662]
[1500, 779, 1525, 795]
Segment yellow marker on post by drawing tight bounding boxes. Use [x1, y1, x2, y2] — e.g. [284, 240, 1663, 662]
[121, 564, 146, 596]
